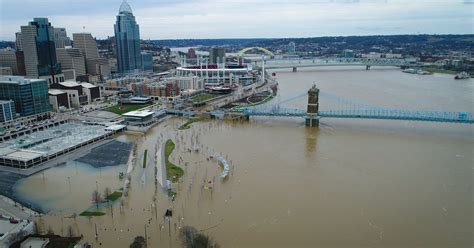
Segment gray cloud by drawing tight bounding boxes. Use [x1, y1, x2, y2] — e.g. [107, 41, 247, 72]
[0, 0, 472, 40]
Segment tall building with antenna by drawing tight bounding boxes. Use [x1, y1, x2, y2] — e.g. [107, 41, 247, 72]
[114, 0, 142, 73]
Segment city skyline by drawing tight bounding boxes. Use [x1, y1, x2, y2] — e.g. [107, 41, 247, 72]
[0, 0, 473, 41]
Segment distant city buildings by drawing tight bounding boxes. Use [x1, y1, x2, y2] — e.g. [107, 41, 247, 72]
[53, 28, 72, 48]
[0, 76, 51, 117]
[19, 18, 64, 84]
[114, 0, 142, 73]
[209, 47, 225, 64]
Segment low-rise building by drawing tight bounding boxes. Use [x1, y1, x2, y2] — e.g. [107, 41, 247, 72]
[123, 110, 154, 127]
[48, 89, 69, 111]
[49, 81, 99, 108]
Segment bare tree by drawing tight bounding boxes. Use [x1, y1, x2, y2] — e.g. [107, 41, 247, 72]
[68, 225, 74, 237]
[104, 187, 111, 205]
[130, 236, 146, 248]
[92, 190, 102, 209]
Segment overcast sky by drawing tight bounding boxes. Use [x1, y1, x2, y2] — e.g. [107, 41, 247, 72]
[0, 0, 473, 40]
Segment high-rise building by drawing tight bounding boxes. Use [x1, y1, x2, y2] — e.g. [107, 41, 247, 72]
[0, 48, 18, 75]
[15, 32, 23, 51]
[72, 33, 99, 60]
[141, 52, 153, 71]
[73, 33, 110, 79]
[287, 42, 296, 55]
[187, 48, 197, 59]
[0, 76, 51, 117]
[209, 47, 225, 64]
[114, 0, 142, 73]
[20, 18, 63, 84]
[53, 28, 72, 48]
[56, 47, 86, 80]
[0, 100, 15, 123]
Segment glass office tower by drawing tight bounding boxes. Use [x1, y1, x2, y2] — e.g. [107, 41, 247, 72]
[0, 76, 51, 117]
[114, 1, 142, 73]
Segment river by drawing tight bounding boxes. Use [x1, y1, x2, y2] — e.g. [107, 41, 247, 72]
[13, 67, 473, 247]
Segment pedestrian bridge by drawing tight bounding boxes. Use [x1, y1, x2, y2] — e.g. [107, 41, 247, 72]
[167, 88, 473, 125]
[243, 107, 473, 124]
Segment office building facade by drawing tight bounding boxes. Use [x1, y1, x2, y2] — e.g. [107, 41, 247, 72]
[209, 47, 225, 64]
[0, 100, 15, 123]
[56, 47, 86, 80]
[0, 48, 18, 75]
[53, 28, 72, 48]
[20, 18, 63, 84]
[141, 52, 153, 71]
[114, 0, 142, 73]
[0, 76, 51, 117]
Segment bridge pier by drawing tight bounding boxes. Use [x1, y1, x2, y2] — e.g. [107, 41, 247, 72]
[305, 116, 320, 127]
[306, 84, 319, 127]
[292, 67, 297, 72]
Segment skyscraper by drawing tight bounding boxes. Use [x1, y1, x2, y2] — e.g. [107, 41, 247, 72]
[20, 18, 63, 84]
[287, 42, 296, 55]
[209, 47, 226, 64]
[56, 47, 86, 80]
[73, 33, 111, 79]
[72, 33, 99, 60]
[114, 0, 142, 73]
[53, 28, 72, 48]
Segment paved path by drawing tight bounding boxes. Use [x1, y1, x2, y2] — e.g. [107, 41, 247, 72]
[156, 141, 167, 191]
[0, 195, 35, 220]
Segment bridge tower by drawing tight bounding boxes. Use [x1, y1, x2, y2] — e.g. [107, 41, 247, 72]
[305, 84, 320, 127]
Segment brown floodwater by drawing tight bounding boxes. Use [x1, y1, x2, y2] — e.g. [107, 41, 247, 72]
[14, 67, 473, 247]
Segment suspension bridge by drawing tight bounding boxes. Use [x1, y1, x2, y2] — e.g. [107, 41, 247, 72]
[168, 85, 474, 125]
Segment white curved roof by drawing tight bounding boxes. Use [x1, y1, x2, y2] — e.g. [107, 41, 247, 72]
[119, 0, 133, 14]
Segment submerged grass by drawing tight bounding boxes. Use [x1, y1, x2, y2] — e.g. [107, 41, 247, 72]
[165, 139, 184, 182]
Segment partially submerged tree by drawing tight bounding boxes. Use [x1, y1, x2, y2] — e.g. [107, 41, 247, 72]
[130, 236, 146, 248]
[180, 226, 219, 248]
[104, 187, 111, 205]
[92, 190, 102, 209]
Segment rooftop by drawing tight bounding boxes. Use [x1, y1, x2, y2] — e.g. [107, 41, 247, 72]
[0, 76, 46, 84]
[48, 89, 66, 95]
[123, 110, 154, 118]
[0, 122, 111, 161]
[59, 81, 81, 88]
[80, 82, 98, 89]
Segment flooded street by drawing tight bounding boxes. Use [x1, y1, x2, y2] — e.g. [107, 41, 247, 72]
[14, 67, 473, 247]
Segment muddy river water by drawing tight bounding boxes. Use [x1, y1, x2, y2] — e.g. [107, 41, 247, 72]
[13, 67, 473, 247]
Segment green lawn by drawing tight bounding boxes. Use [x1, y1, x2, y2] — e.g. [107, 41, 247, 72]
[178, 118, 201, 130]
[191, 93, 215, 103]
[143, 149, 148, 168]
[79, 211, 106, 217]
[424, 68, 458, 75]
[165, 139, 184, 182]
[106, 191, 123, 202]
[104, 104, 149, 115]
